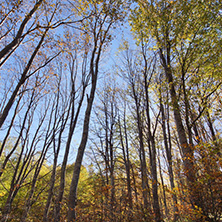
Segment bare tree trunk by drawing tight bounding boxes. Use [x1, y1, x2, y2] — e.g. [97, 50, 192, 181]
[42, 94, 69, 222]
[0, 91, 23, 158]
[67, 3, 118, 218]
[148, 138, 163, 222]
[0, 0, 43, 63]
[118, 109, 133, 216]
[21, 143, 51, 222]
[142, 49, 162, 222]
[0, 25, 50, 129]
[1, 106, 36, 221]
[133, 89, 149, 213]
[131, 162, 139, 206]
[67, 71, 97, 221]
[159, 91, 179, 221]
[20, 96, 60, 222]
[0, 95, 31, 178]
[67, 34, 102, 221]
[54, 64, 87, 221]
[158, 148, 169, 218]
[159, 47, 201, 211]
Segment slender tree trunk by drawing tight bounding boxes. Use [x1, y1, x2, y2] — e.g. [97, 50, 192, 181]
[159, 48, 202, 212]
[21, 104, 53, 221]
[0, 92, 23, 158]
[149, 138, 163, 222]
[0, 93, 33, 178]
[1, 121, 33, 222]
[142, 54, 162, 222]
[0, 26, 49, 129]
[158, 149, 169, 218]
[67, 77, 97, 221]
[160, 92, 179, 221]
[118, 111, 133, 215]
[0, 0, 43, 62]
[131, 163, 139, 207]
[54, 63, 87, 221]
[67, 11, 115, 218]
[42, 88, 69, 221]
[67, 39, 102, 221]
[131, 83, 150, 216]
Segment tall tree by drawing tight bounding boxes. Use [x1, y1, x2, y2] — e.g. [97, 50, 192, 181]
[130, 0, 221, 219]
[67, 0, 127, 221]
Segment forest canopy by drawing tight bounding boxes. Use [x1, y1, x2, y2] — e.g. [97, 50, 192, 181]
[0, 0, 221, 221]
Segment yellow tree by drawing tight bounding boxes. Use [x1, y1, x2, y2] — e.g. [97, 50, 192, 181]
[130, 0, 221, 220]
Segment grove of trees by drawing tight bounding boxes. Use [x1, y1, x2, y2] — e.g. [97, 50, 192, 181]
[0, 0, 221, 221]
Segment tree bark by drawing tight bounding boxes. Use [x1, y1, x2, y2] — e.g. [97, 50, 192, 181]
[159, 92, 179, 221]
[159, 47, 202, 213]
[0, 26, 49, 129]
[0, 0, 43, 62]
[67, 33, 102, 221]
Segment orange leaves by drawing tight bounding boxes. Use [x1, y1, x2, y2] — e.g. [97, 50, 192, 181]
[100, 184, 112, 194]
